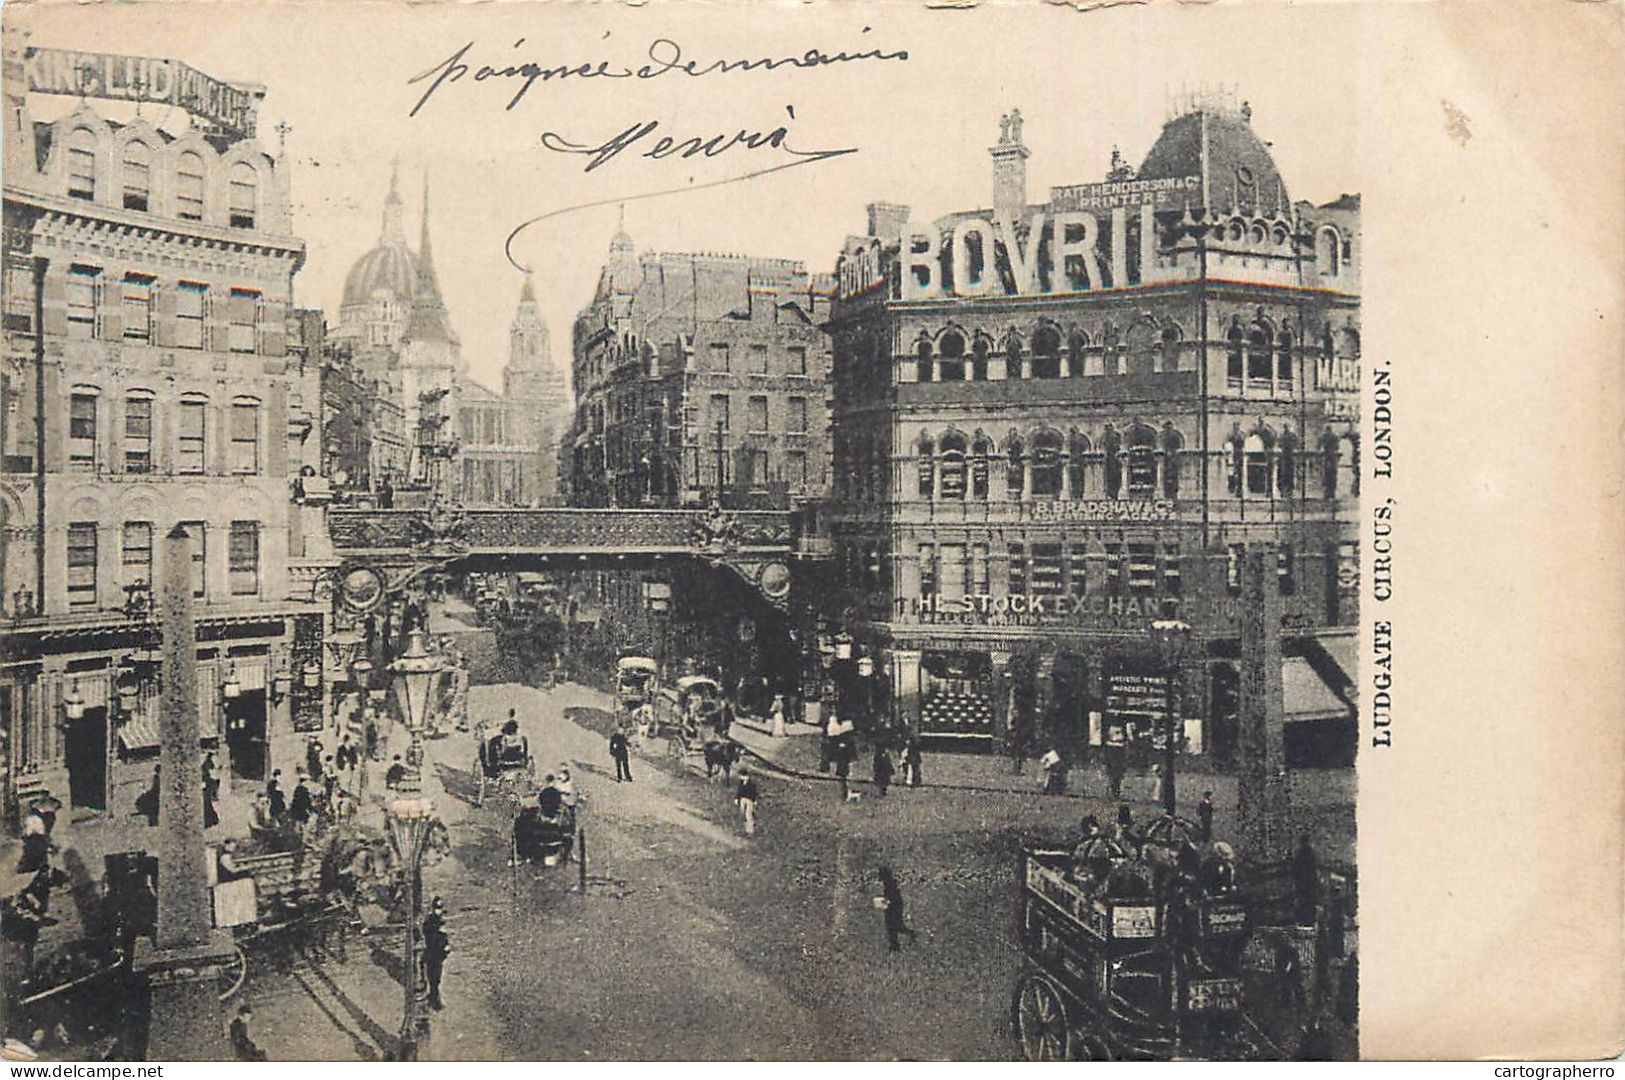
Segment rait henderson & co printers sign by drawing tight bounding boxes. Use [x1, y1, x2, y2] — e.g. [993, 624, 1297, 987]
[24, 47, 261, 140]
[836, 176, 1201, 302]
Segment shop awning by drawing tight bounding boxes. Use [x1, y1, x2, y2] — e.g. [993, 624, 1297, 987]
[1317, 633, 1358, 687]
[1284, 657, 1348, 721]
[118, 717, 160, 752]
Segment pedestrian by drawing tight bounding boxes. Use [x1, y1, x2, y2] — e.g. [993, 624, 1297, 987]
[289, 772, 314, 831]
[322, 757, 339, 813]
[1040, 746, 1067, 796]
[556, 764, 579, 809]
[1197, 790, 1215, 842]
[609, 728, 633, 783]
[422, 897, 451, 1010]
[202, 777, 220, 830]
[229, 1004, 267, 1061]
[265, 769, 286, 819]
[1115, 803, 1135, 845]
[735, 768, 759, 836]
[385, 754, 406, 790]
[769, 694, 787, 738]
[871, 741, 895, 798]
[17, 808, 48, 874]
[305, 737, 324, 784]
[875, 867, 918, 953]
[1145, 761, 1165, 805]
[363, 709, 381, 762]
[202, 751, 220, 803]
[903, 735, 923, 787]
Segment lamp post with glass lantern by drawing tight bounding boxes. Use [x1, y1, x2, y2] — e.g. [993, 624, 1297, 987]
[385, 795, 437, 1060]
[389, 629, 442, 791]
[1149, 618, 1193, 817]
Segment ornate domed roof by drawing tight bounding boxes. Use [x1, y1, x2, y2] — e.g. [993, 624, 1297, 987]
[341, 164, 422, 308]
[342, 243, 421, 308]
[1138, 104, 1288, 215]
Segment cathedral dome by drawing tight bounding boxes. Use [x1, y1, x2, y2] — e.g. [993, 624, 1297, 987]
[1138, 103, 1289, 215]
[342, 243, 421, 308]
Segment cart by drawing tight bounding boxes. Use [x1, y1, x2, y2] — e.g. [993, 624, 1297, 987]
[475, 728, 536, 807]
[1012, 846, 1255, 1061]
[616, 656, 659, 711]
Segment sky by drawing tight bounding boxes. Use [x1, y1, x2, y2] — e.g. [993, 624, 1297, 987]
[9, 1, 1364, 395]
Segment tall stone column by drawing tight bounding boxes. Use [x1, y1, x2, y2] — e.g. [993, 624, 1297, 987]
[1237, 542, 1290, 863]
[135, 525, 234, 1061]
[890, 648, 922, 733]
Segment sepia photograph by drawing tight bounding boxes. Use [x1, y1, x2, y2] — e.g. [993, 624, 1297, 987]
[13, 0, 1586, 1064]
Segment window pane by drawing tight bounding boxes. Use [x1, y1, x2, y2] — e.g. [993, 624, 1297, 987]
[68, 393, 97, 467]
[1032, 544, 1063, 596]
[122, 522, 152, 586]
[228, 521, 259, 595]
[228, 164, 257, 228]
[748, 396, 768, 434]
[178, 401, 206, 473]
[66, 267, 98, 340]
[122, 274, 153, 341]
[66, 523, 97, 607]
[228, 289, 259, 353]
[67, 131, 95, 200]
[124, 396, 153, 472]
[709, 344, 730, 372]
[122, 143, 151, 211]
[1068, 544, 1088, 597]
[177, 153, 205, 220]
[788, 397, 807, 434]
[175, 282, 207, 348]
[230, 403, 259, 473]
[918, 544, 936, 597]
[788, 346, 807, 375]
[1127, 543, 1156, 593]
[1008, 544, 1026, 595]
[750, 345, 768, 374]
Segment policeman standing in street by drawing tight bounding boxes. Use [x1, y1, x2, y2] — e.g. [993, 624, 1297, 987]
[422, 897, 451, 1010]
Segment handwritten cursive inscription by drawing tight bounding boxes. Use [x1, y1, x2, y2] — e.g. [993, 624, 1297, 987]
[409, 34, 909, 116]
[539, 107, 856, 174]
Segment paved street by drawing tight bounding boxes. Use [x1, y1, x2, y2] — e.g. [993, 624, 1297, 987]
[240, 679, 1141, 1060]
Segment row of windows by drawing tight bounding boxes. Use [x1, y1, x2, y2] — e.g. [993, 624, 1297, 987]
[703, 394, 813, 436]
[906, 323, 1182, 383]
[702, 342, 811, 377]
[50, 265, 267, 352]
[65, 390, 261, 475]
[836, 430, 1355, 503]
[66, 519, 261, 609]
[62, 127, 262, 228]
[841, 541, 1302, 599]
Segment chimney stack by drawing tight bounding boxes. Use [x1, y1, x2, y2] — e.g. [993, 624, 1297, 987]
[866, 202, 911, 247]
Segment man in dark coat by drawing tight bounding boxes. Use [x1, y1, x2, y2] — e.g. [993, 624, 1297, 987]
[266, 769, 287, 820]
[609, 729, 632, 783]
[305, 738, 324, 784]
[1291, 833, 1320, 926]
[422, 897, 451, 1010]
[1197, 790, 1215, 842]
[230, 1004, 267, 1061]
[877, 867, 917, 953]
[872, 742, 895, 797]
[289, 773, 314, 827]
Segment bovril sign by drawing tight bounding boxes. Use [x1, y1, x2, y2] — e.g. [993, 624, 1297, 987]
[837, 177, 1201, 303]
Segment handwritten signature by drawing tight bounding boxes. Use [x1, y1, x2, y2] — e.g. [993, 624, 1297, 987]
[539, 106, 856, 174]
[409, 34, 909, 116]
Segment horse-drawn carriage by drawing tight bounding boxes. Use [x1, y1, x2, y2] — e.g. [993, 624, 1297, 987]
[616, 656, 658, 711]
[474, 724, 536, 806]
[512, 794, 577, 868]
[1013, 844, 1257, 1060]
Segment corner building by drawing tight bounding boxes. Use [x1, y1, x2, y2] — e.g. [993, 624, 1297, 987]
[0, 37, 332, 820]
[824, 101, 1360, 765]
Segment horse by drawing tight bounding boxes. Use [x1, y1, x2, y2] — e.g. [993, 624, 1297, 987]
[702, 740, 742, 783]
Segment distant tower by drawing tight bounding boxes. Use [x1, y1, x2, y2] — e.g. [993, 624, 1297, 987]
[990, 109, 1030, 222]
[503, 275, 569, 503]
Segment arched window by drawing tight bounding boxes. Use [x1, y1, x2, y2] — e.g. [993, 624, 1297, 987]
[1228, 219, 1245, 242]
[1339, 328, 1361, 359]
[938, 330, 965, 382]
[1124, 319, 1156, 377]
[176, 151, 206, 221]
[1031, 429, 1064, 498]
[1245, 431, 1273, 496]
[229, 163, 258, 228]
[1102, 324, 1122, 377]
[1278, 428, 1300, 496]
[971, 433, 993, 499]
[1317, 226, 1342, 276]
[1160, 423, 1184, 498]
[1031, 325, 1062, 379]
[939, 431, 967, 499]
[1125, 423, 1157, 496]
[1068, 331, 1088, 378]
[1004, 433, 1025, 497]
[1102, 426, 1122, 497]
[66, 128, 97, 200]
[122, 141, 151, 211]
[1276, 328, 1295, 388]
[916, 434, 935, 500]
[1161, 325, 1182, 373]
[971, 335, 991, 381]
[1227, 323, 1245, 386]
[1340, 434, 1360, 498]
[1247, 324, 1272, 386]
[1067, 429, 1090, 496]
[1005, 334, 1024, 380]
[915, 338, 933, 383]
[1320, 431, 1340, 497]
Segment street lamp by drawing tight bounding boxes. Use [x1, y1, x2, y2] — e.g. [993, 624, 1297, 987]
[62, 680, 85, 721]
[1149, 618, 1194, 817]
[385, 795, 438, 1061]
[390, 629, 443, 789]
[221, 665, 241, 701]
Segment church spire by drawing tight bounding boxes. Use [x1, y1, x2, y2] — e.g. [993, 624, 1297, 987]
[417, 168, 443, 302]
[402, 168, 459, 347]
[520, 272, 537, 304]
[380, 160, 405, 244]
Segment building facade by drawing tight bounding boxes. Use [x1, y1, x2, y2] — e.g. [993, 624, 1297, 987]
[0, 37, 334, 819]
[822, 100, 1360, 765]
[568, 220, 834, 509]
[333, 175, 561, 507]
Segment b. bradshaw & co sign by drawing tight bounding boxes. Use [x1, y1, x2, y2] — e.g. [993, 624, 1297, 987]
[26, 48, 261, 140]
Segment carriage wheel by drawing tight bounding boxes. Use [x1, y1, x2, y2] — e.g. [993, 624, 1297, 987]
[1012, 973, 1073, 1061]
[668, 736, 685, 760]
